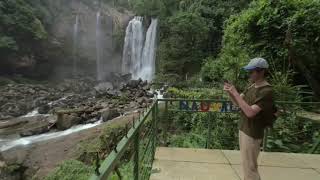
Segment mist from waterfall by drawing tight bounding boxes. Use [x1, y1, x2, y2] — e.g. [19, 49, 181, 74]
[96, 11, 103, 81]
[141, 18, 158, 81]
[122, 16, 145, 80]
[72, 14, 79, 76]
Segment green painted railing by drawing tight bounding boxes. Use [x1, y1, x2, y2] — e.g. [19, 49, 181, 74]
[89, 101, 158, 180]
[89, 98, 320, 180]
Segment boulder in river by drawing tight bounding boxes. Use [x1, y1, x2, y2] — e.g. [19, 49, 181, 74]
[100, 108, 120, 122]
[38, 104, 50, 114]
[0, 115, 56, 138]
[19, 122, 51, 137]
[56, 113, 81, 130]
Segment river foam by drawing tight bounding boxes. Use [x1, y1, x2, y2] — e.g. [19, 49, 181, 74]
[0, 119, 102, 152]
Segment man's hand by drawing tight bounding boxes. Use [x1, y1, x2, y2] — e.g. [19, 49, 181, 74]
[223, 82, 261, 118]
[223, 83, 239, 96]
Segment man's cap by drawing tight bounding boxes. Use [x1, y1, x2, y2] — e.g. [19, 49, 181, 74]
[243, 57, 269, 71]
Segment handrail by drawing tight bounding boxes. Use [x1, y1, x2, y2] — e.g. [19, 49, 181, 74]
[89, 102, 157, 180]
[158, 98, 320, 105]
[89, 98, 320, 180]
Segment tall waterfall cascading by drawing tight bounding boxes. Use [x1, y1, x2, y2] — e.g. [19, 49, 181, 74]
[121, 17, 145, 80]
[72, 14, 79, 76]
[122, 17, 158, 81]
[140, 18, 158, 81]
[96, 11, 103, 81]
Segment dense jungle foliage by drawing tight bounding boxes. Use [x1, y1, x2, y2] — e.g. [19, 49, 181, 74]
[128, 0, 320, 156]
[166, 87, 320, 153]
[128, 0, 320, 99]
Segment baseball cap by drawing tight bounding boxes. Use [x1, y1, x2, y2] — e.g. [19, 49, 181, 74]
[243, 57, 269, 71]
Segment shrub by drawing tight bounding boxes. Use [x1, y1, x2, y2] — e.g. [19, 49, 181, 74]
[45, 160, 94, 180]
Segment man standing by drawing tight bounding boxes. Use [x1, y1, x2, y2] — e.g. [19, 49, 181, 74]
[223, 58, 275, 180]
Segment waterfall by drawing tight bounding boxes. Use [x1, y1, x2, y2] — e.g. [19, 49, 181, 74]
[121, 17, 145, 79]
[96, 11, 103, 81]
[72, 14, 79, 76]
[122, 17, 158, 81]
[141, 18, 158, 81]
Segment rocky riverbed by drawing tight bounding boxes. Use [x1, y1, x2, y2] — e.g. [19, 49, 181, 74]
[0, 75, 155, 144]
[0, 75, 158, 179]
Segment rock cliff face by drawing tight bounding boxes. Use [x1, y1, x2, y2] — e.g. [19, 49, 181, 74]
[4, 0, 133, 80]
[49, 0, 133, 79]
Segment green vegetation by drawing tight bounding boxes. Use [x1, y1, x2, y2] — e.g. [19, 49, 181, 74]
[45, 118, 133, 180]
[153, 0, 251, 84]
[0, 0, 47, 56]
[165, 88, 320, 153]
[201, 0, 320, 96]
[45, 160, 94, 180]
[129, 0, 320, 98]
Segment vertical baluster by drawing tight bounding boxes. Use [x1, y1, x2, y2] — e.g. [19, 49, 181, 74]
[164, 101, 168, 146]
[134, 128, 140, 180]
[262, 128, 269, 152]
[206, 113, 213, 149]
[152, 105, 156, 160]
[95, 152, 100, 175]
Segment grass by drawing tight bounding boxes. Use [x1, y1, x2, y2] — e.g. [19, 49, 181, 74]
[45, 160, 94, 180]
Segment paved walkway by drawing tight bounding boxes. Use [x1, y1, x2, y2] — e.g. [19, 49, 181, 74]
[150, 147, 320, 180]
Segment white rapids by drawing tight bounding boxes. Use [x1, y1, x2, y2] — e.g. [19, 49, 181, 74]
[0, 95, 100, 151]
[0, 119, 103, 152]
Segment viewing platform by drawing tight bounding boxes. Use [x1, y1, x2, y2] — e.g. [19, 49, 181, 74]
[150, 147, 320, 180]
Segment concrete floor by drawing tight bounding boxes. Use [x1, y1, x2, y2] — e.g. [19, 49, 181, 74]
[150, 147, 320, 180]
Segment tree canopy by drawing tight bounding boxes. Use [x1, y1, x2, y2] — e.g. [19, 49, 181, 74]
[201, 0, 320, 96]
[0, 0, 47, 56]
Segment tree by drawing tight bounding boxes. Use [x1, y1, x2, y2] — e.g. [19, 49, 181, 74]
[202, 0, 320, 97]
[0, 0, 47, 57]
[158, 12, 209, 81]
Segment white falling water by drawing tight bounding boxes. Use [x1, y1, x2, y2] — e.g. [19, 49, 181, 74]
[96, 11, 103, 81]
[121, 16, 145, 79]
[141, 18, 158, 81]
[72, 14, 79, 76]
[122, 17, 158, 81]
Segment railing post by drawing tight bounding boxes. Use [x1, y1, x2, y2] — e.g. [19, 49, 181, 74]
[206, 113, 213, 149]
[262, 128, 269, 152]
[309, 136, 320, 154]
[152, 104, 157, 158]
[134, 128, 140, 180]
[164, 101, 168, 146]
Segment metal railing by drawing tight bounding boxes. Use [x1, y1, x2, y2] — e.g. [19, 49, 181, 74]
[90, 101, 158, 180]
[89, 98, 320, 180]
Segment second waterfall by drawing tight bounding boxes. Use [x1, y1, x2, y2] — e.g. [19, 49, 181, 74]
[122, 17, 158, 82]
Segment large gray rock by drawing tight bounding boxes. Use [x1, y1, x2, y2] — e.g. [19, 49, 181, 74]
[94, 82, 114, 93]
[127, 79, 141, 89]
[56, 113, 80, 130]
[19, 122, 50, 137]
[38, 104, 50, 114]
[100, 108, 120, 122]
[136, 97, 148, 105]
[0, 115, 56, 137]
